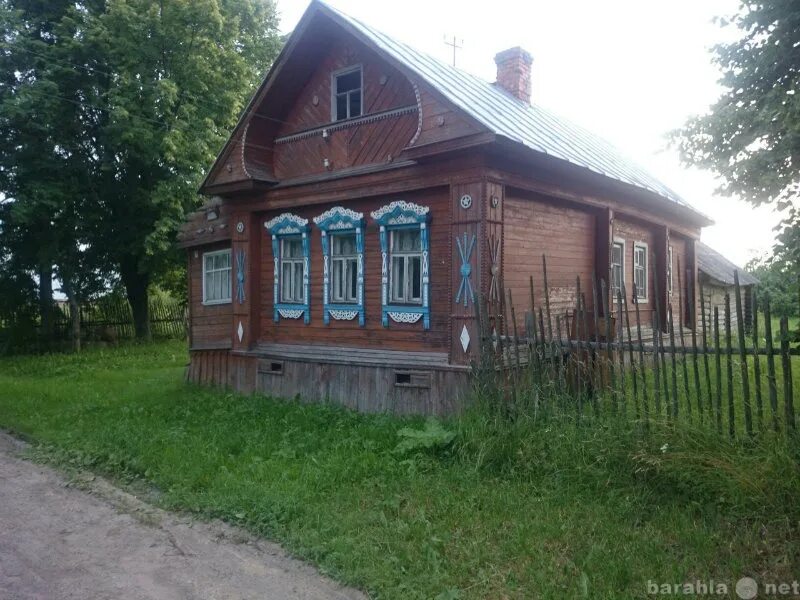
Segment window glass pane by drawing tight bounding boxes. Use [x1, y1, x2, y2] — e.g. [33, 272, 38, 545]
[349, 90, 361, 117]
[294, 262, 304, 302]
[204, 272, 213, 301]
[332, 234, 356, 256]
[336, 69, 360, 93]
[283, 238, 302, 258]
[281, 263, 290, 301]
[391, 256, 405, 301]
[348, 258, 358, 300]
[336, 94, 347, 120]
[221, 272, 229, 301]
[205, 254, 213, 272]
[410, 256, 421, 300]
[332, 260, 343, 300]
[392, 229, 421, 252]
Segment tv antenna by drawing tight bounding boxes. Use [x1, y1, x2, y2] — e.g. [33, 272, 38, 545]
[443, 35, 463, 67]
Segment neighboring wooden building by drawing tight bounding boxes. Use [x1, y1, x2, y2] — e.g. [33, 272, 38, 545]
[178, 1, 712, 414]
[697, 242, 758, 332]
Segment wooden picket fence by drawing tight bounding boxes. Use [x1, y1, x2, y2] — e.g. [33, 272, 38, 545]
[51, 296, 188, 340]
[475, 255, 798, 441]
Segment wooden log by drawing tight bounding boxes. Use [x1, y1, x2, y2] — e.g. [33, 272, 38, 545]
[734, 271, 753, 436]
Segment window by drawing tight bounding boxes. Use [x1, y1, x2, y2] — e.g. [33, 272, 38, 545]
[202, 249, 231, 304]
[371, 200, 431, 329]
[668, 246, 674, 295]
[333, 66, 362, 121]
[633, 243, 648, 301]
[264, 212, 311, 323]
[611, 240, 625, 300]
[313, 206, 365, 325]
[390, 228, 423, 304]
[280, 237, 305, 303]
[331, 233, 358, 303]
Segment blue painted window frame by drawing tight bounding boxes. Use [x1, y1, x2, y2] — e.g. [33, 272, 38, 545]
[313, 207, 366, 326]
[264, 213, 311, 324]
[370, 201, 431, 330]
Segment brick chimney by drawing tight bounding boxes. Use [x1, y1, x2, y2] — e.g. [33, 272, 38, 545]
[494, 47, 533, 104]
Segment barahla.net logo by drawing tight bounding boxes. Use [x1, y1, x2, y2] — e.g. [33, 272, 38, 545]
[647, 577, 800, 598]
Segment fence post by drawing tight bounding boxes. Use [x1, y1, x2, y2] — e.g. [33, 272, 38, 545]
[734, 271, 753, 437]
[763, 299, 779, 432]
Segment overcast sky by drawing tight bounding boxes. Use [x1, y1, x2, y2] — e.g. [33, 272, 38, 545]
[277, 0, 777, 267]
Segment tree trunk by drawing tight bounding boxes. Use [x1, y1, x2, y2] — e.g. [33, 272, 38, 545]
[121, 260, 151, 341]
[62, 278, 81, 352]
[38, 261, 53, 347]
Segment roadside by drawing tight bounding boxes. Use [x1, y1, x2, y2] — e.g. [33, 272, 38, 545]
[0, 432, 364, 600]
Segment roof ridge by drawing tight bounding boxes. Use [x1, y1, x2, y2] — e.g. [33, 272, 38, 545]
[318, 1, 710, 222]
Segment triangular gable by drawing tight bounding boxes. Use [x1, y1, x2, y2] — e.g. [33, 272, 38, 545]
[200, 0, 488, 193]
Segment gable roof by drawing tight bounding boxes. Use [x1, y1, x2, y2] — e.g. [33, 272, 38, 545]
[319, 2, 709, 223]
[201, 1, 711, 226]
[697, 242, 758, 286]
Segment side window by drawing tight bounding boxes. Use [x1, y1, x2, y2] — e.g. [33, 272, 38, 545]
[610, 240, 625, 301]
[371, 201, 431, 329]
[332, 66, 362, 121]
[313, 207, 365, 326]
[633, 243, 648, 301]
[202, 249, 232, 305]
[264, 213, 310, 323]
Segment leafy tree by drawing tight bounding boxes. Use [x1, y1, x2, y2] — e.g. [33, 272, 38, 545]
[746, 254, 799, 317]
[0, 0, 281, 340]
[674, 1, 800, 270]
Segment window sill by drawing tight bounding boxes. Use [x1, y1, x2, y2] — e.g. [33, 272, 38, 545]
[202, 299, 232, 306]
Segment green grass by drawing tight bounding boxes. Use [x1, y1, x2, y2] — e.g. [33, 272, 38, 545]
[1, 342, 799, 599]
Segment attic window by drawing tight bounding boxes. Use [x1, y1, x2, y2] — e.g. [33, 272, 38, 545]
[333, 66, 362, 121]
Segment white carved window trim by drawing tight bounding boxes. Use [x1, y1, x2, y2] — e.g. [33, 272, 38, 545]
[264, 213, 310, 324]
[370, 201, 431, 330]
[313, 206, 365, 326]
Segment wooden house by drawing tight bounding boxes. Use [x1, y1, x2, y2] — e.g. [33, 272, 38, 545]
[178, 1, 712, 414]
[697, 242, 758, 332]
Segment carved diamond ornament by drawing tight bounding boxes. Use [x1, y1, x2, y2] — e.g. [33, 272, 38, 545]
[237, 321, 244, 342]
[460, 324, 471, 353]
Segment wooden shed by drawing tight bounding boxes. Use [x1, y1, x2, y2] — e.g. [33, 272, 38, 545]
[178, 1, 712, 414]
[697, 242, 758, 332]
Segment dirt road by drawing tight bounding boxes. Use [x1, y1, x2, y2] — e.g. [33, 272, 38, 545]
[0, 432, 365, 600]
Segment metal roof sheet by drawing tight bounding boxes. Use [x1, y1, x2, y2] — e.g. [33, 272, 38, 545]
[322, 1, 705, 217]
[697, 242, 759, 286]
